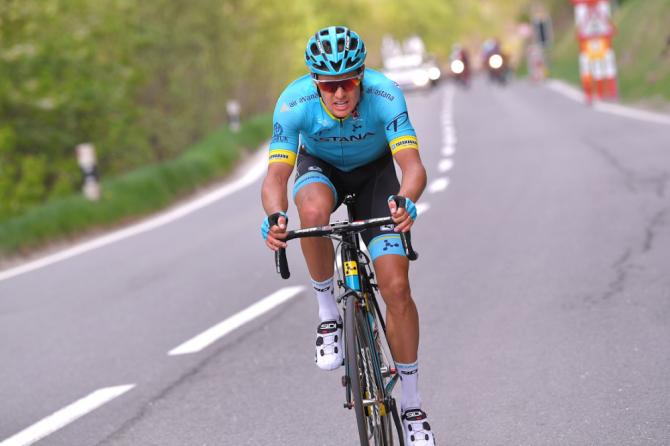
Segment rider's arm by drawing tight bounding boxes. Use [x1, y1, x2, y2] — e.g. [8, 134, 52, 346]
[378, 80, 426, 231]
[394, 148, 426, 204]
[261, 162, 293, 215]
[262, 87, 303, 249]
[389, 148, 426, 232]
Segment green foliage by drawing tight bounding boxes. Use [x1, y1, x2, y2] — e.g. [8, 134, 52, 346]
[0, 114, 270, 255]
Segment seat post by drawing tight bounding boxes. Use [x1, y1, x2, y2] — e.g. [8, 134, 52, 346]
[343, 194, 357, 222]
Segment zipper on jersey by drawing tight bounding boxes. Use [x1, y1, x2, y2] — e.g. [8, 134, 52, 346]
[339, 118, 344, 166]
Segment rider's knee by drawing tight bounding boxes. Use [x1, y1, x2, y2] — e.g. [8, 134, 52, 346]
[378, 274, 412, 309]
[299, 203, 330, 226]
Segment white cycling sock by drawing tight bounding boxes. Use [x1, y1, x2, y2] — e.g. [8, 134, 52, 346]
[311, 277, 340, 322]
[397, 360, 421, 412]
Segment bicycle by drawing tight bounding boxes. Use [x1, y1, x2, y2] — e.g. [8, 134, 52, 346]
[270, 194, 418, 446]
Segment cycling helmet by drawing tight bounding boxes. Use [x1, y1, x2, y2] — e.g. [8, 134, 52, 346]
[305, 26, 367, 76]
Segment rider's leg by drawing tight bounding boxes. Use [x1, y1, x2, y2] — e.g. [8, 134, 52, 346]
[295, 182, 343, 370]
[373, 255, 418, 362]
[373, 254, 422, 411]
[375, 255, 435, 445]
[295, 182, 335, 280]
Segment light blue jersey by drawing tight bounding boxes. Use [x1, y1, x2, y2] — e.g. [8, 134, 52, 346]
[268, 68, 418, 172]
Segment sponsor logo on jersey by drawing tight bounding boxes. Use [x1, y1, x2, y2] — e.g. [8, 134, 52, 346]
[389, 135, 418, 154]
[366, 87, 395, 102]
[268, 149, 297, 165]
[310, 131, 375, 143]
[272, 122, 288, 143]
[386, 111, 409, 132]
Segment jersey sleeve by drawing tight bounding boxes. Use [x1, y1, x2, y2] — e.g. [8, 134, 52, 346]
[268, 89, 302, 167]
[379, 84, 419, 156]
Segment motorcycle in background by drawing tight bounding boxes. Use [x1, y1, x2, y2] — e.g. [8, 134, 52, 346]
[481, 38, 509, 85]
[449, 44, 471, 88]
[486, 51, 510, 85]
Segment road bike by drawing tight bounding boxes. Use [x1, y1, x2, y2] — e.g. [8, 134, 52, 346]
[270, 194, 418, 446]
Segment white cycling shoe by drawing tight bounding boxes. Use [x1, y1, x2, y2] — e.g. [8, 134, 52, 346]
[402, 408, 436, 446]
[314, 320, 343, 371]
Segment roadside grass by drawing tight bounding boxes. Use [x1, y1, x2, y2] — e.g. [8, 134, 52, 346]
[547, 0, 670, 103]
[0, 114, 271, 257]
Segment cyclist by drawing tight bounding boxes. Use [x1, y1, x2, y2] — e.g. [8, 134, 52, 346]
[261, 26, 435, 445]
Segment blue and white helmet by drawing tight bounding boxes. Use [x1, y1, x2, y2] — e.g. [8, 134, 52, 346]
[305, 26, 367, 76]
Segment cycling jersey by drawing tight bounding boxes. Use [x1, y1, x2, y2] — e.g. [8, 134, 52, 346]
[268, 68, 418, 172]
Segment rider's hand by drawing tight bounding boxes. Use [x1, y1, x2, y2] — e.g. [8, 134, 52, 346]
[387, 195, 417, 233]
[261, 211, 288, 251]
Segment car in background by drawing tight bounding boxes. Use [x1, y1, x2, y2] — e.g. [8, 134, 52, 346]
[381, 54, 442, 91]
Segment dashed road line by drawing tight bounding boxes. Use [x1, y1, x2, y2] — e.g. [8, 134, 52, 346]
[0, 385, 135, 446]
[428, 178, 449, 194]
[441, 145, 456, 157]
[416, 202, 431, 216]
[438, 159, 454, 172]
[168, 286, 305, 355]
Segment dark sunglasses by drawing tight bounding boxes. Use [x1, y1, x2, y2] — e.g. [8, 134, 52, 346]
[314, 74, 362, 93]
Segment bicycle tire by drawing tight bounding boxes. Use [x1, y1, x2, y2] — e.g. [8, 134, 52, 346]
[346, 294, 396, 445]
[346, 294, 370, 446]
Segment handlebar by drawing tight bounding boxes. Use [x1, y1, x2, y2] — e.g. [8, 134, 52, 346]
[269, 215, 418, 280]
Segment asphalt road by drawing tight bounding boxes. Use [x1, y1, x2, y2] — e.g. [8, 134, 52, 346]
[1, 77, 669, 446]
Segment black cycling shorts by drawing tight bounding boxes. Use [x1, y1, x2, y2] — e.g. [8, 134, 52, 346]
[292, 147, 405, 260]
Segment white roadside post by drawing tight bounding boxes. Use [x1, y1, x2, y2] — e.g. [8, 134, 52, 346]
[76, 143, 100, 201]
[226, 100, 241, 133]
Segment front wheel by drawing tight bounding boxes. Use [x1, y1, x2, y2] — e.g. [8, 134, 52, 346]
[345, 295, 396, 445]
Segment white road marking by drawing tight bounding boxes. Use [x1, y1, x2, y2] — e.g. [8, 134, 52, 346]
[428, 178, 449, 193]
[0, 148, 268, 283]
[442, 145, 456, 156]
[0, 385, 134, 446]
[438, 159, 454, 172]
[168, 286, 305, 355]
[545, 79, 584, 103]
[443, 133, 457, 145]
[546, 79, 670, 126]
[416, 202, 431, 215]
[595, 101, 670, 126]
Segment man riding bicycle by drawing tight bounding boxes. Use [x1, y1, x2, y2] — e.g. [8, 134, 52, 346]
[261, 26, 435, 445]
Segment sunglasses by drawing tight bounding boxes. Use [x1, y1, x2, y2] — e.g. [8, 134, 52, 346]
[314, 74, 362, 93]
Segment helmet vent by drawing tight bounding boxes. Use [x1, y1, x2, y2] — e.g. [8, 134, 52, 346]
[335, 26, 345, 34]
[350, 37, 358, 49]
[310, 42, 320, 55]
[345, 59, 357, 69]
[322, 40, 332, 54]
[337, 39, 344, 52]
[320, 30, 329, 37]
[331, 60, 342, 71]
